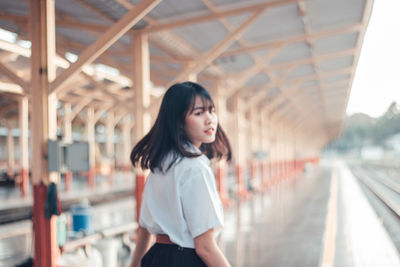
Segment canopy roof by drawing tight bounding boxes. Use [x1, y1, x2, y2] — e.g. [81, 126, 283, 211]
[0, 0, 373, 143]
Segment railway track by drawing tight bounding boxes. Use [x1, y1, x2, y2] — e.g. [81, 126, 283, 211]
[351, 165, 400, 217]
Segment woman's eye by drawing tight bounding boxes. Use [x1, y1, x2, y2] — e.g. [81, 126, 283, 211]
[195, 112, 202, 116]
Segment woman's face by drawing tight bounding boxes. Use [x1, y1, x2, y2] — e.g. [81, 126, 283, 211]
[184, 96, 218, 147]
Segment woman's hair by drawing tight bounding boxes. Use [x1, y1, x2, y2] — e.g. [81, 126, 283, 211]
[130, 81, 232, 172]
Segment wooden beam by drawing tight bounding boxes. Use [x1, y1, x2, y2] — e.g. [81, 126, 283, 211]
[0, 39, 31, 57]
[225, 46, 284, 98]
[261, 48, 355, 74]
[70, 96, 93, 120]
[171, 8, 266, 85]
[49, 0, 161, 95]
[0, 62, 29, 94]
[82, 73, 131, 112]
[29, 0, 59, 266]
[0, 81, 24, 95]
[93, 103, 113, 123]
[221, 25, 361, 57]
[132, 32, 151, 140]
[141, 0, 300, 33]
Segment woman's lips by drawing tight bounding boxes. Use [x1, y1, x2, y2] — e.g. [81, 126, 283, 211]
[205, 128, 214, 135]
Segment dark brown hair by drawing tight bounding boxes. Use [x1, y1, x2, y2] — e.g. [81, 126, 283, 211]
[130, 81, 232, 172]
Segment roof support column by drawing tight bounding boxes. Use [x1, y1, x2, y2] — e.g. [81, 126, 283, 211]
[132, 32, 151, 222]
[269, 122, 278, 184]
[86, 107, 96, 188]
[106, 111, 115, 158]
[63, 103, 72, 143]
[19, 96, 29, 197]
[122, 116, 132, 171]
[29, 0, 59, 266]
[248, 106, 259, 181]
[106, 111, 115, 180]
[232, 93, 249, 198]
[213, 80, 231, 206]
[260, 109, 270, 189]
[7, 126, 15, 178]
[63, 102, 72, 191]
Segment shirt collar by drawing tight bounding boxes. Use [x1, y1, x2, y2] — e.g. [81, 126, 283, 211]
[183, 142, 210, 165]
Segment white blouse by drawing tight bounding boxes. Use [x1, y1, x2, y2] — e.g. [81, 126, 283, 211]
[139, 146, 224, 249]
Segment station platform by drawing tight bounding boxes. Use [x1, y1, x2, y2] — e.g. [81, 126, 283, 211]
[1, 160, 399, 267]
[219, 160, 400, 267]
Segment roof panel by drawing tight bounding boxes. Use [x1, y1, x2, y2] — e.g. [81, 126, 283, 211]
[84, 0, 128, 21]
[55, 1, 108, 25]
[306, 0, 365, 32]
[313, 32, 359, 55]
[130, 0, 209, 20]
[57, 27, 98, 46]
[245, 72, 270, 87]
[318, 55, 354, 72]
[173, 20, 229, 53]
[0, 0, 28, 15]
[0, 20, 20, 34]
[215, 53, 255, 73]
[225, 13, 252, 28]
[242, 3, 305, 44]
[300, 79, 318, 89]
[322, 73, 350, 84]
[252, 47, 271, 58]
[287, 64, 315, 79]
[271, 42, 311, 64]
[266, 86, 281, 100]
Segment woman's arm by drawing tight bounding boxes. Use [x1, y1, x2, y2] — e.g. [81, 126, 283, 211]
[194, 229, 231, 267]
[129, 226, 152, 267]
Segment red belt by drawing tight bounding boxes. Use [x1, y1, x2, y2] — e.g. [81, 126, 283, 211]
[156, 234, 174, 245]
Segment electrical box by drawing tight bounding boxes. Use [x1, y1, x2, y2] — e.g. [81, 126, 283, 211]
[47, 140, 90, 172]
[66, 142, 90, 172]
[48, 140, 64, 172]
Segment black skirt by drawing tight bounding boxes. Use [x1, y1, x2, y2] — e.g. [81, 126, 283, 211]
[141, 243, 207, 267]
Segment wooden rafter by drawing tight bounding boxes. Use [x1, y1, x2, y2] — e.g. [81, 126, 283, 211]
[171, 8, 266, 85]
[141, 0, 300, 33]
[221, 25, 361, 57]
[82, 73, 131, 112]
[225, 46, 284, 98]
[49, 0, 161, 95]
[0, 81, 25, 95]
[0, 61, 29, 94]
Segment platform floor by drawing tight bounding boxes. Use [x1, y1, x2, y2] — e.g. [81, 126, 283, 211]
[220, 160, 400, 267]
[1, 160, 399, 267]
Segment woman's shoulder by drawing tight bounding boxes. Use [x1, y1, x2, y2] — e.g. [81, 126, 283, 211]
[174, 155, 212, 185]
[177, 154, 208, 171]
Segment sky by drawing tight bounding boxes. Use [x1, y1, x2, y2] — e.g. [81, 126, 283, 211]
[346, 0, 400, 118]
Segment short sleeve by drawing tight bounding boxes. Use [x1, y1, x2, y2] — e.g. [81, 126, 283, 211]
[180, 165, 224, 238]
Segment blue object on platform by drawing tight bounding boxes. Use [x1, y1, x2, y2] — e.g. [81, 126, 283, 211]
[71, 204, 93, 235]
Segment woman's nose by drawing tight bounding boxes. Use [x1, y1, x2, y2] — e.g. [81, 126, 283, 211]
[205, 112, 216, 124]
[205, 112, 212, 124]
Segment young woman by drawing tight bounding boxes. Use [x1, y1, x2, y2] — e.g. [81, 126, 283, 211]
[129, 81, 232, 267]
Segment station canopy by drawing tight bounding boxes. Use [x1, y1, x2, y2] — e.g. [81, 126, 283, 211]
[0, 0, 372, 144]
